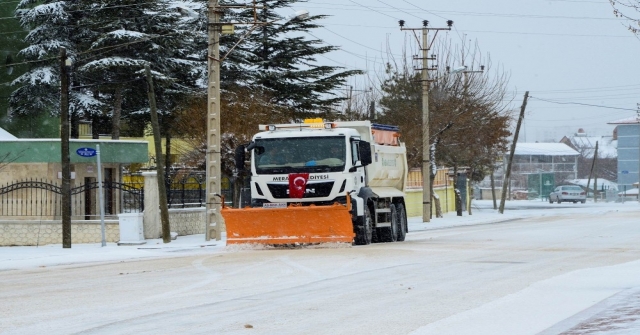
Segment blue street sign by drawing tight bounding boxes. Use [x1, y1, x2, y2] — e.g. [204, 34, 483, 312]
[76, 147, 97, 157]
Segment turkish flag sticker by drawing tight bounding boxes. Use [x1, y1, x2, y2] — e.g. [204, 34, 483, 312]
[288, 173, 309, 198]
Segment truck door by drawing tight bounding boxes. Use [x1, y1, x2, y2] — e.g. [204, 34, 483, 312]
[351, 138, 367, 189]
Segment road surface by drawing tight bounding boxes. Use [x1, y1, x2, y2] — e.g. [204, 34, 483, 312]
[2, 204, 640, 334]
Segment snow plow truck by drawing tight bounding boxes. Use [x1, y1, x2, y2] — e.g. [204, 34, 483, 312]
[222, 119, 409, 246]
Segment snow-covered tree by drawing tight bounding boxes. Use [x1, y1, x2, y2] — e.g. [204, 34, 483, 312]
[220, 0, 361, 119]
[10, 0, 207, 139]
[73, 0, 206, 139]
[10, 1, 82, 118]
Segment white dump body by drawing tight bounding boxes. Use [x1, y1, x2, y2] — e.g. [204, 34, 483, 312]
[368, 143, 407, 197]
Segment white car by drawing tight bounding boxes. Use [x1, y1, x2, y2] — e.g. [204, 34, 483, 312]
[549, 185, 586, 204]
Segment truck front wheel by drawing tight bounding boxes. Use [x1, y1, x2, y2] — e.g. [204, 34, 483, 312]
[354, 204, 373, 245]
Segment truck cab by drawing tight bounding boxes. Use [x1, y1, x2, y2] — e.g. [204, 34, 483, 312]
[248, 122, 370, 207]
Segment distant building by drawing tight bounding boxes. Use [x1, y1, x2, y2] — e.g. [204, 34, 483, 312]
[559, 128, 618, 181]
[505, 142, 579, 196]
[559, 127, 617, 158]
[607, 117, 640, 191]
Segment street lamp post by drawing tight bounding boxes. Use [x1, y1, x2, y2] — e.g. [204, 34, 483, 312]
[399, 19, 452, 223]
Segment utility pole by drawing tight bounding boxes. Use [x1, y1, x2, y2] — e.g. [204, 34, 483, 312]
[399, 19, 452, 223]
[206, 0, 223, 241]
[344, 85, 371, 120]
[499, 91, 529, 214]
[60, 47, 71, 248]
[347, 85, 353, 120]
[205, 1, 275, 240]
[586, 141, 598, 202]
[594, 142, 598, 202]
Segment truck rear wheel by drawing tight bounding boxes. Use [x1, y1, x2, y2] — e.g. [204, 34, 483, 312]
[354, 204, 373, 245]
[396, 203, 407, 242]
[378, 204, 398, 242]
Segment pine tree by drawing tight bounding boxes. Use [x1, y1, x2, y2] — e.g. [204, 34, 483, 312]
[73, 0, 205, 139]
[221, 0, 361, 119]
[10, 0, 207, 139]
[10, 1, 82, 118]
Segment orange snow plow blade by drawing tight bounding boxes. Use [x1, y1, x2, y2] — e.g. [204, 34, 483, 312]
[222, 201, 354, 245]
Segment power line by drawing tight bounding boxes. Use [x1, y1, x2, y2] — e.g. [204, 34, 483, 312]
[375, 0, 422, 20]
[319, 21, 634, 38]
[306, 2, 622, 21]
[528, 84, 640, 94]
[529, 96, 638, 111]
[345, 0, 400, 20]
[321, 26, 403, 58]
[400, 0, 447, 20]
[534, 93, 640, 101]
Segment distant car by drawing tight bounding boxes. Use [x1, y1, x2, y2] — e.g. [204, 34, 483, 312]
[549, 185, 586, 204]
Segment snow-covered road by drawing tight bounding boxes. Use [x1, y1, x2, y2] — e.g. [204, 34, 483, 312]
[2, 201, 640, 334]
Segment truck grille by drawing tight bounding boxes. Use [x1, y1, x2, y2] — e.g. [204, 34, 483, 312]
[267, 181, 335, 199]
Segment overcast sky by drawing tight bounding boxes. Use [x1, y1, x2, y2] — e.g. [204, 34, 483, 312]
[299, 0, 640, 143]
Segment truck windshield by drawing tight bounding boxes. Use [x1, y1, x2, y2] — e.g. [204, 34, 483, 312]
[254, 136, 346, 174]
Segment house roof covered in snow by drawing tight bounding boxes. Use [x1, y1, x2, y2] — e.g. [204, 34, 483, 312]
[513, 142, 579, 156]
[607, 117, 640, 125]
[0, 127, 17, 140]
[566, 135, 617, 158]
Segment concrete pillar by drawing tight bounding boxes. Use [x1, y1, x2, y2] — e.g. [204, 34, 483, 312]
[142, 171, 161, 238]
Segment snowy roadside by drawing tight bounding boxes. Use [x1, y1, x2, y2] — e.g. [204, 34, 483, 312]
[1, 200, 638, 272]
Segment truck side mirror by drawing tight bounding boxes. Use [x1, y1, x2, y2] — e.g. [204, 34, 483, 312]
[234, 145, 246, 171]
[359, 141, 372, 166]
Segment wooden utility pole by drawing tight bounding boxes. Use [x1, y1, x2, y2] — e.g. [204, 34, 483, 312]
[347, 85, 353, 120]
[145, 65, 171, 243]
[586, 141, 598, 202]
[499, 91, 529, 214]
[60, 47, 71, 248]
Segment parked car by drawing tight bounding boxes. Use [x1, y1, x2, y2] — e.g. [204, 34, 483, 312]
[549, 185, 586, 204]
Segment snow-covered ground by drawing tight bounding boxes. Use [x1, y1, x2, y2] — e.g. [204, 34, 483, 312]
[2, 200, 640, 334]
[4, 199, 633, 271]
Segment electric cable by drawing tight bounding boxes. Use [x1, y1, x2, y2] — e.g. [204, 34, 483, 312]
[529, 96, 638, 111]
[346, 0, 400, 20]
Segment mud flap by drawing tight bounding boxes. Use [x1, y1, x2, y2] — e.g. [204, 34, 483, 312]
[222, 202, 355, 245]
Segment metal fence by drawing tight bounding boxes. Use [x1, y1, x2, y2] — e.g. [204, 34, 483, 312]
[166, 177, 206, 208]
[0, 179, 143, 218]
[163, 171, 233, 208]
[1, 172, 238, 217]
